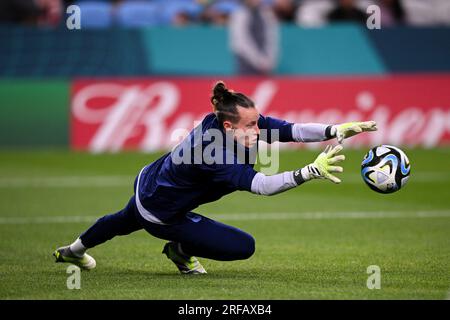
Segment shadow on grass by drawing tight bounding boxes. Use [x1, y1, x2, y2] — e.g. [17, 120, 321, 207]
[96, 268, 264, 280]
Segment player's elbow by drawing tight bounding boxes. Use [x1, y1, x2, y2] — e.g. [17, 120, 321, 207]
[252, 185, 284, 197]
[250, 172, 296, 196]
[251, 173, 278, 196]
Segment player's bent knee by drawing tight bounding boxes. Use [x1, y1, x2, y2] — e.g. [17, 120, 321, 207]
[235, 234, 255, 260]
[245, 235, 256, 259]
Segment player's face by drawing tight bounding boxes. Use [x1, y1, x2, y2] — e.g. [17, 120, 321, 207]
[229, 106, 260, 148]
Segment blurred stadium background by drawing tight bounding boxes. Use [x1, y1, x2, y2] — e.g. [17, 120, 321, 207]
[0, 0, 449, 300]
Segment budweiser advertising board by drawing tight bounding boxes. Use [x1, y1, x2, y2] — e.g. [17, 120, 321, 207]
[71, 75, 450, 152]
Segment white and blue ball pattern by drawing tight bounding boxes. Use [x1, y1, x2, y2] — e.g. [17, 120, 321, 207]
[361, 145, 411, 194]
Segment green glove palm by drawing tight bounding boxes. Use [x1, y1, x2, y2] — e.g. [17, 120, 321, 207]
[332, 121, 377, 144]
[303, 145, 345, 184]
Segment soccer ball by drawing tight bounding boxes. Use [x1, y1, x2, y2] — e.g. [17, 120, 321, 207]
[361, 145, 411, 194]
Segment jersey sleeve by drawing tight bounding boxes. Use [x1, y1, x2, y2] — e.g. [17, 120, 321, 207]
[258, 114, 294, 143]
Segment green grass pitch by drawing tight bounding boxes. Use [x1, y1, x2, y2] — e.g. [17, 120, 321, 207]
[0, 148, 449, 299]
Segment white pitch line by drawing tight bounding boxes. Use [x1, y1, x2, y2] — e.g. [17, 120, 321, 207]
[210, 210, 450, 221]
[0, 176, 132, 188]
[0, 216, 99, 224]
[0, 210, 449, 225]
[0, 173, 448, 188]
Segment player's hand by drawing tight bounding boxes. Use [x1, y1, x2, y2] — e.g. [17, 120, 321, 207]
[303, 145, 345, 184]
[332, 121, 377, 144]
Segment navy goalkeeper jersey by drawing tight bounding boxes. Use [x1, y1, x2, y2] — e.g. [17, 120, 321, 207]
[136, 113, 293, 223]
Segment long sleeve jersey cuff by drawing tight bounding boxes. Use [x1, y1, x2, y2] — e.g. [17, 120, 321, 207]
[250, 171, 305, 196]
[292, 123, 334, 142]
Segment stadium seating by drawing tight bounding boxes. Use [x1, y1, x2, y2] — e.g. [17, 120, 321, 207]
[210, 0, 240, 15]
[76, 1, 113, 29]
[159, 1, 203, 25]
[296, 0, 335, 27]
[115, 1, 160, 27]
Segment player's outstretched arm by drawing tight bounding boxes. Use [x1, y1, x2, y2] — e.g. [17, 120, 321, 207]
[292, 121, 377, 143]
[251, 145, 345, 196]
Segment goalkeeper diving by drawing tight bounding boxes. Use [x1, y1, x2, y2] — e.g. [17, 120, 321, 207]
[54, 81, 377, 274]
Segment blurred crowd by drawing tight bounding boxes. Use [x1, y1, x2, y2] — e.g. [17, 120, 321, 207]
[0, 0, 449, 28]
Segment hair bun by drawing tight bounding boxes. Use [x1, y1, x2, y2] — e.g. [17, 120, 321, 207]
[212, 81, 231, 106]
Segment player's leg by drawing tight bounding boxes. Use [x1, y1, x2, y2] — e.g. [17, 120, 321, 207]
[173, 212, 256, 261]
[78, 196, 143, 248]
[138, 212, 255, 273]
[53, 196, 143, 270]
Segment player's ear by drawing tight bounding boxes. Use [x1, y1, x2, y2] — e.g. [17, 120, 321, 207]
[222, 121, 233, 131]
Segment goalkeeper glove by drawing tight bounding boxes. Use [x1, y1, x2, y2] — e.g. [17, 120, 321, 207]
[331, 121, 377, 144]
[294, 145, 345, 184]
